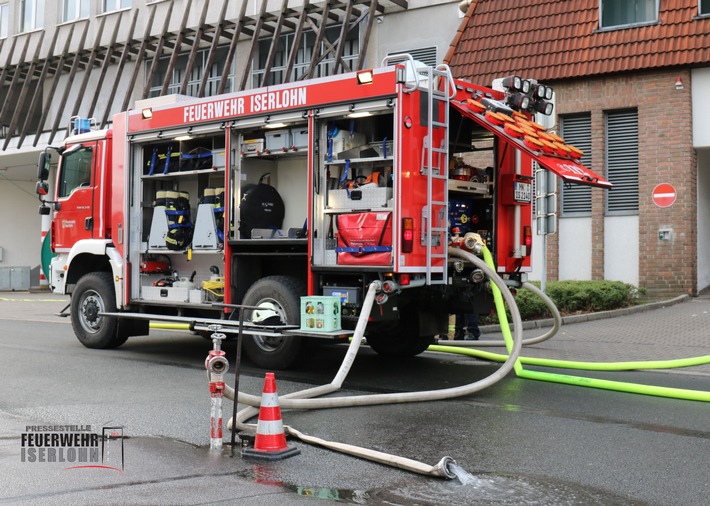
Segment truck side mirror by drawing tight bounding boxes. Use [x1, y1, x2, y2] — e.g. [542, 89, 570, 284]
[38, 152, 51, 181]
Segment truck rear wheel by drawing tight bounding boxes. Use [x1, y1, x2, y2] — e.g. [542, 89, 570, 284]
[242, 276, 306, 370]
[71, 272, 128, 349]
[366, 332, 435, 357]
[366, 306, 435, 357]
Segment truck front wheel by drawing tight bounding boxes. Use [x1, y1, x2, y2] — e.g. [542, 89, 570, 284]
[71, 272, 128, 349]
[242, 276, 306, 370]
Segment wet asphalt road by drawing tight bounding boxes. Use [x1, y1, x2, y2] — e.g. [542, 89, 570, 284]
[1, 294, 709, 505]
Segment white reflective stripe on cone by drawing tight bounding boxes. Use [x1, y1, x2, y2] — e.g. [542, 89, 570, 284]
[256, 419, 285, 435]
[260, 392, 279, 407]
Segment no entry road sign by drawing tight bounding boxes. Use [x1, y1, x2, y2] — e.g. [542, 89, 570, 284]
[652, 183, 677, 208]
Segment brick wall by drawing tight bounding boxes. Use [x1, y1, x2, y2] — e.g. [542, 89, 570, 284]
[553, 69, 696, 296]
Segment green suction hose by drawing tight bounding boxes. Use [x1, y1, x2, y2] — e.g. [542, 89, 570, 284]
[439, 247, 710, 402]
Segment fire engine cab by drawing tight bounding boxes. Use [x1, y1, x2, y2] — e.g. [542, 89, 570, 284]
[36, 57, 610, 369]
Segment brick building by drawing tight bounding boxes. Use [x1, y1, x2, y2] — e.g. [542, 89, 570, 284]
[446, 0, 710, 296]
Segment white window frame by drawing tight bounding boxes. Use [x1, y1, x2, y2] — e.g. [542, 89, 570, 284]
[147, 47, 234, 98]
[0, 3, 9, 38]
[605, 109, 639, 215]
[103, 0, 131, 13]
[63, 0, 89, 22]
[599, 0, 658, 29]
[20, 0, 44, 32]
[251, 25, 361, 88]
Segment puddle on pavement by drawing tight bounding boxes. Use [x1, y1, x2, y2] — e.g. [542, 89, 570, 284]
[244, 463, 644, 505]
[370, 470, 647, 506]
[238, 451, 644, 505]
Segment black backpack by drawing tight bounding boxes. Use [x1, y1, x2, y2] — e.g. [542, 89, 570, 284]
[239, 178, 285, 239]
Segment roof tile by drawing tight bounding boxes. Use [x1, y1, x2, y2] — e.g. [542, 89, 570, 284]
[447, 0, 710, 83]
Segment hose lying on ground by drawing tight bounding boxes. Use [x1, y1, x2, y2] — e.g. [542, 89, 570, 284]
[222, 246, 524, 479]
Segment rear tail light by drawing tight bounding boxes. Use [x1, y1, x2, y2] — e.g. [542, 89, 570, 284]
[523, 226, 532, 255]
[402, 217, 414, 253]
[399, 274, 411, 286]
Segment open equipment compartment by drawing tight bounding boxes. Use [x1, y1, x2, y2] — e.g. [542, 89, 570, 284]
[134, 131, 227, 306]
[312, 105, 395, 268]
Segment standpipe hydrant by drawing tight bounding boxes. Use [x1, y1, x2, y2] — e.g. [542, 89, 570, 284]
[205, 324, 229, 451]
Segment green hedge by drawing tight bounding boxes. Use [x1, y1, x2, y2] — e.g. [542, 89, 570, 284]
[489, 280, 645, 321]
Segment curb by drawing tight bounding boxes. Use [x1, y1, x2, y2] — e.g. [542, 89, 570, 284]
[480, 294, 691, 334]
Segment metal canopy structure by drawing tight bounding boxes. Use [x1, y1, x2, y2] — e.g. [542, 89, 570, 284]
[0, 0, 408, 151]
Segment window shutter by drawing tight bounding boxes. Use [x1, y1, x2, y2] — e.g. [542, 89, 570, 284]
[386, 47, 438, 67]
[560, 114, 592, 215]
[606, 110, 639, 213]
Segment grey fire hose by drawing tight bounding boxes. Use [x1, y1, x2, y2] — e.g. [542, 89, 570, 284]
[223, 246, 524, 479]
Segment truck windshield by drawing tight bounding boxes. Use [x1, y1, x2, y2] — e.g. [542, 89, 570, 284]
[58, 146, 93, 198]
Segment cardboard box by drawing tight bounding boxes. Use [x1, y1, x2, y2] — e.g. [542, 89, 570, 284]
[324, 286, 361, 305]
[300, 295, 341, 332]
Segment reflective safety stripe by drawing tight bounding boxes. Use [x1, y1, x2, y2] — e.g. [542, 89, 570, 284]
[255, 418, 285, 436]
[260, 392, 279, 407]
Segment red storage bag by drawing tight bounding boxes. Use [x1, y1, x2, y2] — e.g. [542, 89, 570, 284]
[336, 212, 392, 266]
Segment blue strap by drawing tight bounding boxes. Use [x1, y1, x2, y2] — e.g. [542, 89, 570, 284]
[336, 246, 392, 253]
[148, 147, 158, 176]
[339, 160, 351, 197]
[164, 210, 190, 217]
[168, 222, 193, 230]
[181, 151, 212, 159]
[164, 145, 172, 174]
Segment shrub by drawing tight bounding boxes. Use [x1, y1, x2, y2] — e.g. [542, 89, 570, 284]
[484, 280, 645, 322]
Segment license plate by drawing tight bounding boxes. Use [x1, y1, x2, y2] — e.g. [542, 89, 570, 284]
[514, 182, 531, 203]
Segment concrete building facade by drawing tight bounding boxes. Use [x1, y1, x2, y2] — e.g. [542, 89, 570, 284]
[0, 0, 464, 289]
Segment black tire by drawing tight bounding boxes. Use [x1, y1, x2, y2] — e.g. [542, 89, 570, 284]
[366, 332, 435, 357]
[366, 306, 435, 357]
[71, 272, 128, 349]
[241, 275, 306, 370]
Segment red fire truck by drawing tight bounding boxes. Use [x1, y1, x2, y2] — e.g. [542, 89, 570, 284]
[36, 58, 610, 369]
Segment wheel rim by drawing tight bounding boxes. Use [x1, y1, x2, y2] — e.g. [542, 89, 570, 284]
[79, 289, 105, 334]
[250, 298, 287, 352]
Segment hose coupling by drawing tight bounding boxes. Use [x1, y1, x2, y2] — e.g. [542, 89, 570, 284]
[207, 354, 229, 375]
[431, 456, 457, 480]
[463, 233, 484, 255]
[382, 280, 398, 294]
[470, 268, 485, 283]
[369, 280, 384, 292]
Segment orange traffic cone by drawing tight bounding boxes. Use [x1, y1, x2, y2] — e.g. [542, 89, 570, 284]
[242, 372, 300, 461]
